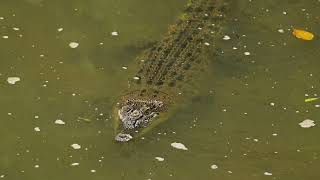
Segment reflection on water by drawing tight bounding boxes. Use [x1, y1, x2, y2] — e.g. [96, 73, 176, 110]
[0, 0, 320, 179]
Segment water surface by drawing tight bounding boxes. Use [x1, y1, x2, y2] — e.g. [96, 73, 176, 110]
[1, 0, 320, 179]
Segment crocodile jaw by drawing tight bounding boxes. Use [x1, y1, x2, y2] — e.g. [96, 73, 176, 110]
[114, 99, 164, 142]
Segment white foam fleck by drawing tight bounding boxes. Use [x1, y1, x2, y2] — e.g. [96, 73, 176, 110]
[133, 76, 140, 80]
[171, 142, 188, 150]
[299, 119, 315, 128]
[71, 143, 81, 150]
[244, 52, 251, 56]
[54, 119, 65, 125]
[34, 127, 41, 132]
[264, 172, 272, 176]
[90, 169, 96, 173]
[57, 28, 63, 32]
[155, 157, 164, 161]
[278, 29, 285, 33]
[111, 31, 119, 36]
[69, 42, 79, 48]
[223, 35, 231, 40]
[210, 164, 218, 170]
[34, 165, 39, 168]
[204, 42, 210, 46]
[7, 77, 21, 84]
[70, 162, 80, 166]
[0, 175, 5, 178]
[2, 36, 8, 39]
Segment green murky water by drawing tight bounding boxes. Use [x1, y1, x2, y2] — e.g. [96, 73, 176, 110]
[1, 0, 320, 179]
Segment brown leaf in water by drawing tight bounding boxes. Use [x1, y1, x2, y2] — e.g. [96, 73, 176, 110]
[292, 28, 314, 40]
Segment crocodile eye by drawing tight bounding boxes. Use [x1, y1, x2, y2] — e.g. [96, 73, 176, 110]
[131, 110, 141, 118]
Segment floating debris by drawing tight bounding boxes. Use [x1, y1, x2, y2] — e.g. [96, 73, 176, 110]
[264, 172, 272, 176]
[171, 142, 188, 150]
[34, 127, 41, 132]
[111, 31, 119, 36]
[69, 42, 79, 48]
[71, 143, 81, 150]
[299, 119, 315, 128]
[305, 97, 318, 102]
[278, 29, 285, 33]
[54, 119, 65, 125]
[210, 164, 218, 170]
[244, 52, 251, 56]
[57, 28, 63, 32]
[155, 157, 164, 161]
[70, 162, 80, 166]
[2, 36, 8, 39]
[78, 117, 91, 122]
[204, 42, 210, 46]
[223, 35, 231, 40]
[34, 165, 40, 168]
[7, 77, 21, 85]
[90, 169, 96, 173]
[292, 28, 314, 40]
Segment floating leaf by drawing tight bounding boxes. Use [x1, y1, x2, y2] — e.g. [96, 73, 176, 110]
[292, 28, 314, 40]
[305, 97, 319, 102]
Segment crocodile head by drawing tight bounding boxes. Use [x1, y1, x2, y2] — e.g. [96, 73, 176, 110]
[114, 90, 170, 142]
[114, 99, 165, 142]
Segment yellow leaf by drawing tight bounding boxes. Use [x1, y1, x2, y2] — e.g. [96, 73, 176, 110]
[305, 97, 319, 102]
[292, 28, 314, 40]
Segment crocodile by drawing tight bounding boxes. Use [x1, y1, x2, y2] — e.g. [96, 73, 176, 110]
[113, 0, 230, 142]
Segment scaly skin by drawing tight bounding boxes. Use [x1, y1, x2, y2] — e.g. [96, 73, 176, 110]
[114, 0, 229, 142]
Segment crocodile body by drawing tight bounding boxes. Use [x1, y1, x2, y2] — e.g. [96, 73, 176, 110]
[114, 0, 229, 142]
